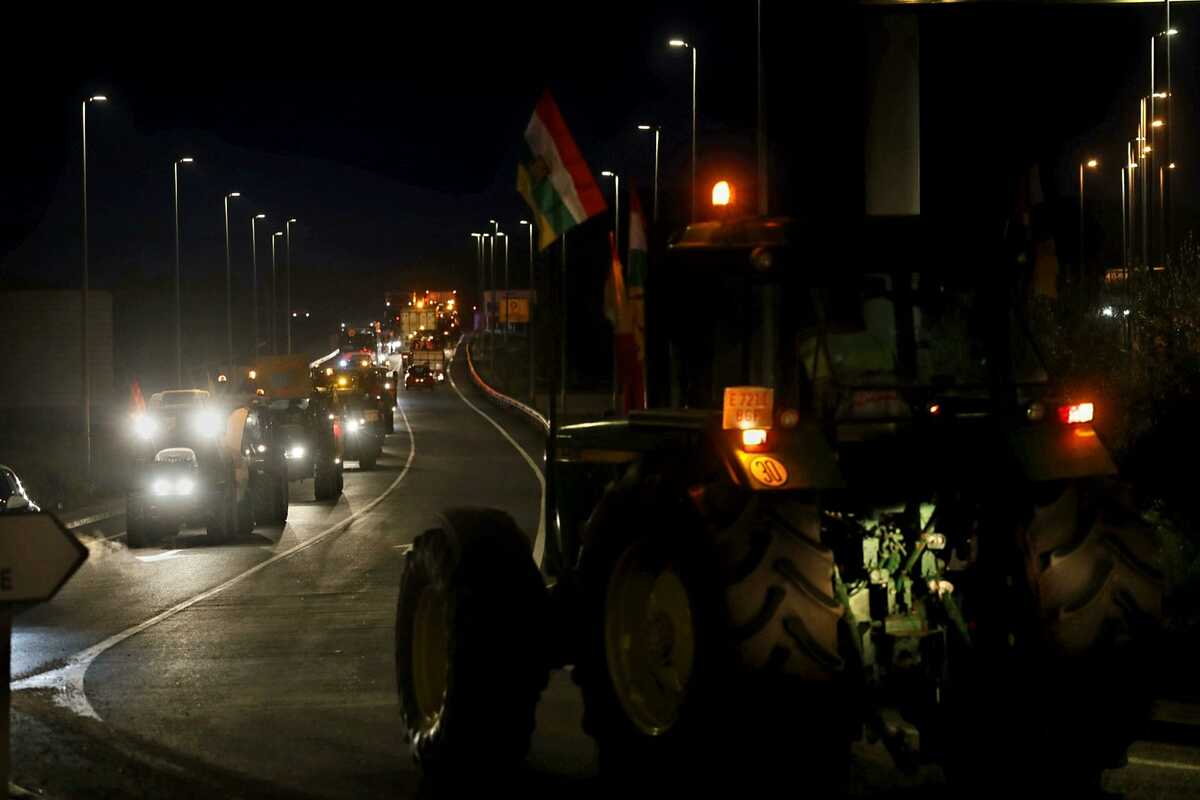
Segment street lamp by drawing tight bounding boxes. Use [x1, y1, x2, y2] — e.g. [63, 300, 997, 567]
[223, 193, 240, 375]
[601, 171, 621, 257]
[1079, 159, 1098, 286]
[173, 156, 195, 387]
[669, 38, 698, 222]
[286, 218, 297, 354]
[81, 94, 107, 493]
[250, 213, 266, 357]
[637, 124, 662, 222]
[470, 232, 483, 327]
[520, 220, 536, 400]
[498, 231, 510, 340]
[271, 232, 283, 355]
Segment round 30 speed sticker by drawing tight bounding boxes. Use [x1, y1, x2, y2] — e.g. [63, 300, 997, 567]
[749, 456, 789, 487]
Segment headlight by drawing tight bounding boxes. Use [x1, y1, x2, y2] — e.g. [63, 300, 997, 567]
[256, 444, 267, 453]
[152, 478, 170, 496]
[192, 410, 223, 438]
[384, 382, 392, 389]
[176, 478, 194, 495]
[287, 445, 306, 459]
[133, 414, 158, 439]
[346, 419, 360, 433]
[338, 359, 348, 367]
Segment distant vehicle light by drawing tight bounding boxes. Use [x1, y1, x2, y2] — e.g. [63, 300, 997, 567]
[328, 413, 335, 420]
[928, 403, 942, 416]
[287, 445, 306, 460]
[248, 370, 257, 380]
[152, 478, 170, 496]
[256, 444, 267, 453]
[326, 367, 334, 376]
[1058, 402, 1095, 425]
[1026, 402, 1046, 422]
[741, 428, 767, 449]
[338, 377, 348, 387]
[361, 360, 369, 367]
[339, 359, 348, 368]
[1101, 306, 1115, 318]
[712, 180, 732, 207]
[779, 409, 800, 429]
[384, 382, 392, 389]
[346, 419, 361, 433]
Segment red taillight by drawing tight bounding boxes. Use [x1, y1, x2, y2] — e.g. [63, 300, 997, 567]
[1058, 402, 1094, 425]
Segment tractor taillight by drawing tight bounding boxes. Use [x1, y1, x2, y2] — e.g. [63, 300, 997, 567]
[741, 428, 768, 451]
[1058, 402, 1094, 425]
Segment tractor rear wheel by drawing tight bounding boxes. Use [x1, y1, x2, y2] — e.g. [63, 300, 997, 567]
[943, 478, 1163, 793]
[395, 508, 548, 777]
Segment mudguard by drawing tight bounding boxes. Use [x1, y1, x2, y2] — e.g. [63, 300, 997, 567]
[727, 421, 846, 491]
[1007, 423, 1117, 482]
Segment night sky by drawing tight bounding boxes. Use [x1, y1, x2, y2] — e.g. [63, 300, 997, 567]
[1, 2, 1196, 391]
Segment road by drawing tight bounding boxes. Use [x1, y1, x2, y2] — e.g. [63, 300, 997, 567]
[6, 346, 1200, 798]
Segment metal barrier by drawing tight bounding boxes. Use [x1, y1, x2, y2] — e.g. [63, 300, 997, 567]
[464, 339, 549, 433]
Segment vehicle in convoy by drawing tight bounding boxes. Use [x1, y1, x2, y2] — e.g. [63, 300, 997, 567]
[0, 465, 38, 514]
[252, 356, 344, 503]
[362, 366, 397, 433]
[394, 15, 1163, 792]
[126, 389, 269, 548]
[334, 393, 384, 469]
[403, 345, 445, 383]
[405, 364, 434, 390]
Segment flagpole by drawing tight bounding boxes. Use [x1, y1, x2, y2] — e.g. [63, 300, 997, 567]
[560, 233, 568, 415]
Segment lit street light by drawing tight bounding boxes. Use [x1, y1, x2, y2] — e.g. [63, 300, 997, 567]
[286, 218, 297, 354]
[1079, 159, 1098, 286]
[173, 157, 195, 387]
[250, 214, 267, 357]
[637, 124, 661, 222]
[81, 94, 107, 492]
[669, 38, 698, 221]
[470, 232, 483, 328]
[223, 192, 241, 375]
[271, 232, 284, 355]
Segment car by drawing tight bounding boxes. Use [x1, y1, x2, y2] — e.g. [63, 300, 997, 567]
[0, 464, 39, 514]
[405, 364, 435, 389]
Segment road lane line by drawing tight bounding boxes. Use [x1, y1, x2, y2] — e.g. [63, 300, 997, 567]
[1127, 756, 1200, 772]
[12, 401, 417, 721]
[447, 348, 546, 568]
[134, 549, 182, 563]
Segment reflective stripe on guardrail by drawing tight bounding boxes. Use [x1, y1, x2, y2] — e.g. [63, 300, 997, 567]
[464, 340, 550, 433]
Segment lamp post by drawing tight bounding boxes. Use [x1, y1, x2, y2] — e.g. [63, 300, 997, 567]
[669, 38, 698, 222]
[489, 219, 499, 331]
[499, 231, 509, 341]
[223, 192, 240, 374]
[286, 218, 297, 354]
[601, 170, 621, 256]
[250, 214, 266, 357]
[520, 220, 535, 401]
[636, 124, 661, 222]
[470, 233, 483, 330]
[173, 157, 195, 387]
[1079, 159, 1097, 288]
[271, 232, 283, 355]
[81, 94, 106, 493]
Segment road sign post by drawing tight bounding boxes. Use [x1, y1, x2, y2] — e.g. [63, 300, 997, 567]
[0, 513, 88, 792]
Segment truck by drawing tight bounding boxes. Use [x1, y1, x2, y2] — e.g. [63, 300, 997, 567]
[397, 308, 437, 348]
[393, 8, 1163, 794]
[125, 390, 269, 547]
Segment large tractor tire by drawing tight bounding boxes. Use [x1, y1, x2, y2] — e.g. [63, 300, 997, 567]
[572, 468, 725, 788]
[943, 478, 1163, 794]
[234, 487, 255, 539]
[272, 472, 289, 524]
[253, 472, 276, 523]
[395, 508, 548, 776]
[385, 407, 395, 434]
[205, 488, 233, 544]
[125, 494, 157, 549]
[315, 459, 338, 502]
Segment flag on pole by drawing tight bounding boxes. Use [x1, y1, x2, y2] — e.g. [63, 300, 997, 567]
[517, 91, 607, 251]
[604, 231, 629, 332]
[129, 378, 145, 415]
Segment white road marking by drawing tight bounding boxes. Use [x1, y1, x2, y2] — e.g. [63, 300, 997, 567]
[134, 549, 182, 563]
[12, 401, 416, 721]
[447, 347, 546, 568]
[1128, 756, 1200, 772]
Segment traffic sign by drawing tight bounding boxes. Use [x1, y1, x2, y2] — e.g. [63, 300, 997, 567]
[504, 297, 530, 323]
[0, 513, 88, 603]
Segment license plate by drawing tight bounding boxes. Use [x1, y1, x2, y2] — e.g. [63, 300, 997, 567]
[722, 386, 774, 430]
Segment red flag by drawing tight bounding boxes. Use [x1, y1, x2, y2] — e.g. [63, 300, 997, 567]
[129, 378, 146, 415]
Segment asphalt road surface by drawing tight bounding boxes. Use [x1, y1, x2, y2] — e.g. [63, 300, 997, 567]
[6, 346, 1200, 798]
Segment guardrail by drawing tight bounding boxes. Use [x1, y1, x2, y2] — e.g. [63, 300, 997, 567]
[464, 339, 549, 433]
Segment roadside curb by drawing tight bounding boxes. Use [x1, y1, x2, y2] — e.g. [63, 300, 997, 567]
[464, 340, 549, 433]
